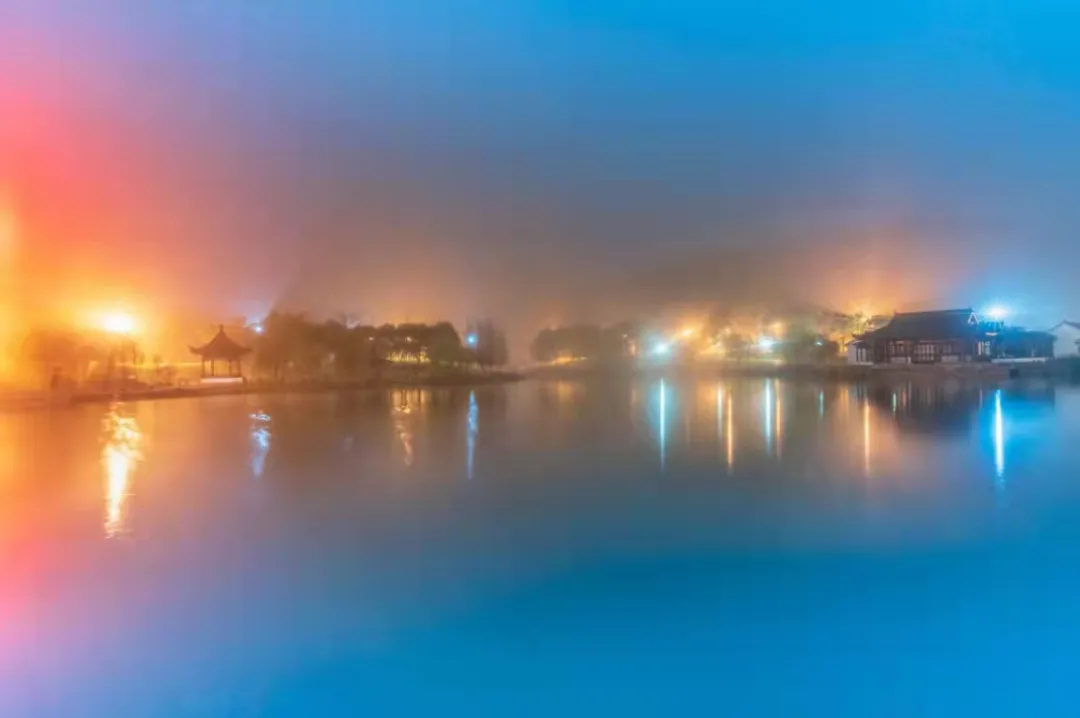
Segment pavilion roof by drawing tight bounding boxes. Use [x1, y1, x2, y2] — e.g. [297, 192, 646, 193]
[190, 326, 251, 360]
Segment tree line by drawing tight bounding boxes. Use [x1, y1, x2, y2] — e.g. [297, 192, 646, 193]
[531, 316, 843, 364]
[251, 313, 509, 381]
[531, 322, 641, 363]
[16, 313, 510, 388]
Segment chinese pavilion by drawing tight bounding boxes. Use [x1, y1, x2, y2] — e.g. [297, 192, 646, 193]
[189, 325, 251, 379]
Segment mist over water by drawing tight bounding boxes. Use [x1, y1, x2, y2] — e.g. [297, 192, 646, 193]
[4, 378, 1080, 715]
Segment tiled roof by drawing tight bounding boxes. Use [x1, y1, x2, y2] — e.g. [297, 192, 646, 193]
[860, 309, 980, 341]
[1049, 321, 1080, 333]
[190, 326, 251, 360]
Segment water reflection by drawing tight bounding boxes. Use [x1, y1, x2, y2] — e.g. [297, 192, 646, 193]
[776, 382, 784, 458]
[466, 390, 478, 480]
[11, 381, 1080, 718]
[863, 402, 872, 477]
[716, 387, 724, 466]
[763, 380, 774, 456]
[101, 404, 142, 538]
[726, 392, 735, 472]
[250, 411, 272, 479]
[657, 380, 668, 470]
[994, 389, 1006, 482]
[392, 390, 419, 467]
[716, 386, 734, 473]
[629, 379, 1059, 482]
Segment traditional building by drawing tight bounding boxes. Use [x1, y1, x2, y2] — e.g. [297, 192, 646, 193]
[1048, 321, 1080, 357]
[992, 329, 1055, 361]
[190, 325, 251, 380]
[851, 309, 993, 364]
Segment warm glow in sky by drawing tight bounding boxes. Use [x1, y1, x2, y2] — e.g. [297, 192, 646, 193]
[3, 1, 1080, 345]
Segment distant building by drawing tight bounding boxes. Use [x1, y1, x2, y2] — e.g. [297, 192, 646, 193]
[991, 329, 1055, 362]
[1048, 321, 1080, 357]
[851, 309, 992, 364]
[845, 339, 872, 365]
[851, 308, 1055, 364]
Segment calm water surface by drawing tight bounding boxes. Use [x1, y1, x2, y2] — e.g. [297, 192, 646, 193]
[4, 378, 1080, 716]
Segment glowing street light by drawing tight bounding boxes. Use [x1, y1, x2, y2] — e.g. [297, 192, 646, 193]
[652, 341, 671, 356]
[757, 337, 777, 352]
[101, 312, 136, 336]
[985, 305, 1009, 321]
[465, 332, 479, 348]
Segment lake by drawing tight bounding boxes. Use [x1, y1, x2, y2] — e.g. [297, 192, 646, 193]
[4, 378, 1080, 716]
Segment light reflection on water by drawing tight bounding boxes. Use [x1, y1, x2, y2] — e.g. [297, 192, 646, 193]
[466, 390, 478, 480]
[726, 391, 734, 472]
[392, 389, 418, 467]
[994, 389, 1006, 482]
[80, 380, 1042, 534]
[763, 379, 773, 455]
[658, 379, 667, 471]
[6, 379, 1077, 716]
[863, 401, 872, 477]
[250, 411, 272, 479]
[101, 404, 142, 538]
[621, 377, 1045, 488]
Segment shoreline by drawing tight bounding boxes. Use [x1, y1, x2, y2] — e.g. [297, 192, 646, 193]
[3, 371, 525, 412]
[7, 359, 1077, 412]
[526, 359, 1076, 384]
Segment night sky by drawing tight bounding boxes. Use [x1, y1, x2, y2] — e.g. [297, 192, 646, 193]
[4, 1, 1080, 334]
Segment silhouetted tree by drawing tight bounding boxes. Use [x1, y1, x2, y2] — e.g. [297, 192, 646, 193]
[253, 313, 470, 379]
[428, 322, 465, 364]
[531, 328, 558, 363]
[22, 330, 78, 383]
[780, 331, 838, 363]
[472, 319, 509, 369]
[600, 321, 641, 362]
[21, 330, 108, 386]
[532, 321, 643, 363]
[727, 333, 751, 362]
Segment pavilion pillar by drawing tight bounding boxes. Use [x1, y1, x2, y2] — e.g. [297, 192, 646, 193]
[191, 327, 251, 383]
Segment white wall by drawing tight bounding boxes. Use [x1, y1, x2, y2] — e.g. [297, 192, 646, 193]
[1050, 324, 1080, 357]
[846, 344, 871, 364]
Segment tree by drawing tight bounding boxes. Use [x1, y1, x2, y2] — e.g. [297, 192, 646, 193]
[530, 323, 641, 363]
[531, 328, 558, 363]
[842, 312, 876, 339]
[21, 330, 107, 386]
[317, 319, 358, 378]
[472, 319, 509, 369]
[428, 322, 465, 364]
[726, 333, 751, 362]
[780, 331, 838, 363]
[253, 312, 315, 380]
[600, 321, 641, 362]
[22, 330, 78, 384]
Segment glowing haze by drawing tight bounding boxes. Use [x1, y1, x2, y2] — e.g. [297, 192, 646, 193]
[4, 1, 1080, 345]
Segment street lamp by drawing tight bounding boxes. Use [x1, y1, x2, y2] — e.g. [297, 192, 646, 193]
[99, 312, 139, 389]
[101, 312, 136, 336]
